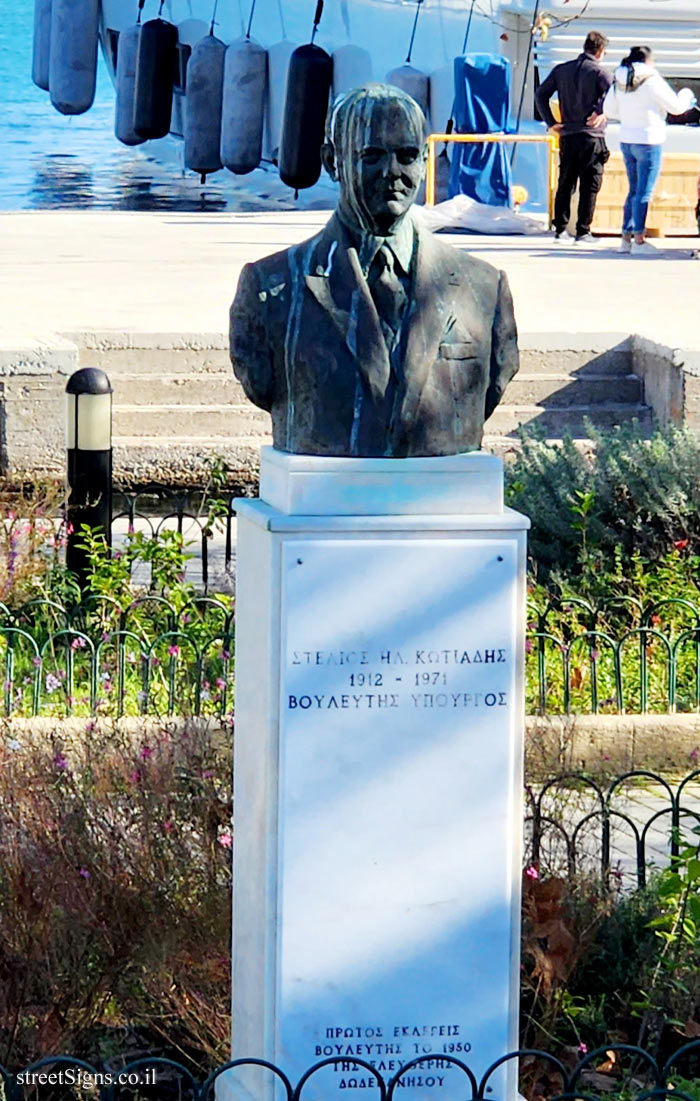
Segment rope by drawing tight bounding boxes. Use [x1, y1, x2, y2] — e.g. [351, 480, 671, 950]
[210, 0, 220, 35]
[137, 0, 146, 23]
[158, 0, 165, 16]
[405, 0, 423, 64]
[445, 0, 479, 137]
[310, 0, 323, 44]
[246, 0, 258, 39]
[511, 0, 541, 166]
[461, 0, 477, 54]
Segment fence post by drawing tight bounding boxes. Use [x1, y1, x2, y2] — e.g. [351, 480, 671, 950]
[65, 368, 113, 590]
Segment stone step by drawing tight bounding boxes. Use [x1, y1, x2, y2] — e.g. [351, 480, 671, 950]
[109, 370, 643, 410]
[519, 348, 632, 377]
[114, 396, 652, 440]
[487, 402, 653, 437]
[111, 373, 245, 406]
[78, 346, 231, 376]
[504, 373, 642, 407]
[113, 403, 268, 437]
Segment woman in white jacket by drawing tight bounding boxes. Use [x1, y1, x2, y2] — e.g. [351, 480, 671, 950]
[603, 46, 695, 254]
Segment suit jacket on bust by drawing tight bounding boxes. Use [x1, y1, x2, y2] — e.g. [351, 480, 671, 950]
[229, 212, 519, 457]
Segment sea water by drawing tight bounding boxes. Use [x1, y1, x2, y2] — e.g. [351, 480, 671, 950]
[0, 0, 324, 212]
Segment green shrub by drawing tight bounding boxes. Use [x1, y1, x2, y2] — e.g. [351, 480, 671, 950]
[506, 424, 700, 583]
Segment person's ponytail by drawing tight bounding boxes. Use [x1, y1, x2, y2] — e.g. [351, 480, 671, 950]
[620, 44, 653, 90]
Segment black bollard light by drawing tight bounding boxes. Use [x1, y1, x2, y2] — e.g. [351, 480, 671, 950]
[65, 368, 113, 589]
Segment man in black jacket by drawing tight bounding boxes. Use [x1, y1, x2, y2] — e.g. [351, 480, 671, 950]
[535, 31, 612, 243]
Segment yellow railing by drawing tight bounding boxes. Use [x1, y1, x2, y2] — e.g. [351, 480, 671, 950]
[425, 132, 560, 227]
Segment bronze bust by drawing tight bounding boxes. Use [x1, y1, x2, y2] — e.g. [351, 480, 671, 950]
[229, 83, 519, 457]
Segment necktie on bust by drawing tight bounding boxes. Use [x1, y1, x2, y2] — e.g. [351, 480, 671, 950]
[368, 245, 408, 347]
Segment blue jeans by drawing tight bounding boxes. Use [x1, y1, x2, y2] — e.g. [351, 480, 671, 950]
[621, 142, 663, 235]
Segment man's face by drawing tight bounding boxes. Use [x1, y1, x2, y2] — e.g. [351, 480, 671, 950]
[353, 101, 426, 235]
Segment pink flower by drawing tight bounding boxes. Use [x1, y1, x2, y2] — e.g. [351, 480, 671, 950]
[202, 769, 214, 779]
[219, 649, 231, 661]
[216, 677, 226, 690]
[590, 649, 600, 662]
[691, 747, 700, 762]
[578, 1042, 588, 1055]
[525, 639, 533, 654]
[85, 719, 96, 733]
[78, 867, 90, 879]
[163, 820, 173, 833]
[128, 769, 141, 784]
[151, 656, 160, 667]
[54, 752, 68, 771]
[218, 831, 233, 849]
[32, 656, 41, 667]
[525, 865, 539, 880]
[168, 644, 180, 657]
[71, 637, 87, 650]
[45, 673, 61, 693]
[140, 745, 154, 760]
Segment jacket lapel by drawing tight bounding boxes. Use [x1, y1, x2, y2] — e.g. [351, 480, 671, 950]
[304, 217, 391, 404]
[395, 224, 456, 434]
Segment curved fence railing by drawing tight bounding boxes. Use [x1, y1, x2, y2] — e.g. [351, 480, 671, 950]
[0, 594, 234, 718]
[527, 595, 700, 715]
[112, 487, 238, 593]
[7, 1043, 700, 1099]
[526, 769, 700, 891]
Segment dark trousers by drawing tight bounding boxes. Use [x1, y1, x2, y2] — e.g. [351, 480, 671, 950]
[554, 132, 608, 236]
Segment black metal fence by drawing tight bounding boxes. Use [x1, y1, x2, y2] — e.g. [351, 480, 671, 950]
[112, 487, 238, 592]
[9, 1043, 700, 1099]
[527, 769, 700, 890]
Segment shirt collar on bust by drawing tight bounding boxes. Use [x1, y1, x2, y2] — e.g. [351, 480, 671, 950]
[338, 211, 416, 278]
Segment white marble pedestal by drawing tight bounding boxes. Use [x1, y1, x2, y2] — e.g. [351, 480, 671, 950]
[220, 448, 529, 1101]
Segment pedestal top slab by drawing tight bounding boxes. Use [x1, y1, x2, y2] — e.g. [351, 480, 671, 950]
[258, 447, 506, 517]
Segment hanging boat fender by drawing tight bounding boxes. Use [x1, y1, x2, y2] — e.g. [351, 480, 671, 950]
[385, 64, 429, 118]
[184, 34, 226, 177]
[32, 0, 52, 92]
[115, 24, 146, 146]
[133, 17, 179, 140]
[48, 0, 99, 115]
[265, 40, 297, 163]
[331, 44, 372, 98]
[279, 43, 333, 190]
[220, 37, 267, 176]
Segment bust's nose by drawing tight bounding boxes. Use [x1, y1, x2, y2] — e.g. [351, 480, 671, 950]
[384, 152, 402, 179]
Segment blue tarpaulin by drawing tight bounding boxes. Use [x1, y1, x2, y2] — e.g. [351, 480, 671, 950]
[449, 53, 513, 208]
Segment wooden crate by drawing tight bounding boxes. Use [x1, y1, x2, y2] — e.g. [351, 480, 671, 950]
[592, 151, 700, 236]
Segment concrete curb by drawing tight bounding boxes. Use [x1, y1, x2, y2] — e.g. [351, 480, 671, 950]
[3, 714, 700, 778]
[526, 713, 700, 777]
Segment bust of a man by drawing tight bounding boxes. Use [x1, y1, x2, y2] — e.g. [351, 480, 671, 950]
[230, 83, 519, 457]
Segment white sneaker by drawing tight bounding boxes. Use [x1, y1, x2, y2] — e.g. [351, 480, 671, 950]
[574, 233, 598, 245]
[631, 240, 658, 256]
[554, 230, 573, 243]
[619, 237, 632, 254]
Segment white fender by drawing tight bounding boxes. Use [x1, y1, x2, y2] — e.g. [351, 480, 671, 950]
[265, 39, 297, 163]
[185, 34, 226, 176]
[332, 44, 373, 98]
[385, 63, 429, 118]
[49, 0, 99, 115]
[115, 23, 146, 146]
[221, 37, 268, 175]
[32, 0, 52, 92]
[429, 63, 455, 138]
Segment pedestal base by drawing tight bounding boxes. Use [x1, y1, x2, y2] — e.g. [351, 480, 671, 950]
[224, 449, 529, 1101]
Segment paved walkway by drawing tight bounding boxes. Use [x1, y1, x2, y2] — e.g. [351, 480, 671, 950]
[1, 210, 698, 347]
